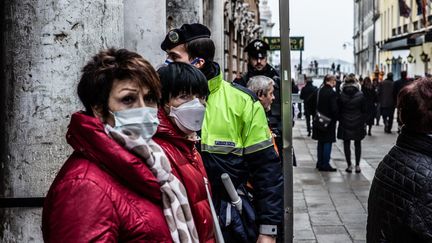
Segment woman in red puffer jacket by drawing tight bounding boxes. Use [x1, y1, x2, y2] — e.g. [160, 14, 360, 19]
[154, 63, 215, 243]
[42, 49, 172, 242]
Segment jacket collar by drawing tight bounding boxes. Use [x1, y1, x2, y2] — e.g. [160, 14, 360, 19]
[66, 111, 161, 200]
[397, 127, 432, 157]
[208, 69, 224, 94]
[154, 108, 196, 152]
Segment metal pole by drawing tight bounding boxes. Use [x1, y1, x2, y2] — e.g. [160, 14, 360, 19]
[299, 50, 303, 74]
[279, 0, 293, 242]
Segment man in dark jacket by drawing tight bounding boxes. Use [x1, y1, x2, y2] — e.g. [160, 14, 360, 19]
[378, 72, 395, 133]
[300, 75, 318, 136]
[367, 78, 432, 242]
[161, 24, 282, 242]
[393, 71, 412, 133]
[311, 75, 339, 172]
[233, 39, 283, 160]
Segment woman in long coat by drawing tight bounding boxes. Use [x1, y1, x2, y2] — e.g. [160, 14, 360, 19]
[337, 74, 367, 173]
[312, 75, 339, 172]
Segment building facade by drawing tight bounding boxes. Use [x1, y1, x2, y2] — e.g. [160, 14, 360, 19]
[354, 0, 379, 77]
[356, 0, 432, 79]
[223, 0, 262, 81]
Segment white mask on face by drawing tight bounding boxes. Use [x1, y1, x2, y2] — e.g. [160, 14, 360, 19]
[110, 107, 159, 140]
[169, 98, 206, 134]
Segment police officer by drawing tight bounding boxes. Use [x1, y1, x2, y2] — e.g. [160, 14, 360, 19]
[234, 39, 283, 161]
[161, 24, 283, 243]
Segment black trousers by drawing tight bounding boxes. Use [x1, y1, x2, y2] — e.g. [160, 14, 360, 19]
[304, 112, 312, 133]
[381, 107, 395, 132]
[343, 140, 361, 166]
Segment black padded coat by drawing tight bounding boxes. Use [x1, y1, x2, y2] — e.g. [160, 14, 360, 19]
[367, 128, 432, 242]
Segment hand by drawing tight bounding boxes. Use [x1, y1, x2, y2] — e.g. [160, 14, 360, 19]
[256, 234, 276, 243]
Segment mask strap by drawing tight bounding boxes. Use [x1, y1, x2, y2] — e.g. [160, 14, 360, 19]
[190, 57, 201, 65]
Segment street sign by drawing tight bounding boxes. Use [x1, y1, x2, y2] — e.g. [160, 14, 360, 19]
[263, 36, 304, 51]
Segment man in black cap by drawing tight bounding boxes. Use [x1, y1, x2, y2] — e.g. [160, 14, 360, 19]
[234, 39, 283, 161]
[161, 24, 283, 243]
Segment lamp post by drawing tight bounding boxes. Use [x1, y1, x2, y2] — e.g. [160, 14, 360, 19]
[407, 53, 414, 63]
[420, 51, 430, 75]
[386, 57, 391, 72]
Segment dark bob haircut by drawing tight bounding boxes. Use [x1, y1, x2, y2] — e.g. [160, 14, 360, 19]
[77, 48, 161, 118]
[157, 62, 208, 105]
[397, 77, 432, 133]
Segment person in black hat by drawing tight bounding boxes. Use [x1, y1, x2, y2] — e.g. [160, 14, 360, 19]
[161, 25, 283, 243]
[234, 39, 283, 162]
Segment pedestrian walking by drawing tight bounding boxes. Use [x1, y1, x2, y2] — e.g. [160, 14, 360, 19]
[292, 79, 302, 119]
[300, 75, 318, 136]
[362, 77, 377, 136]
[367, 77, 432, 242]
[378, 72, 395, 133]
[42, 49, 175, 242]
[154, 62, 215, 243]
[314, 60, 318, 75]
[337, 74, 367, 173]
[372, 77, 381, 125]
[311, 74, 339, 172]
[161, 23, 283, 242]
[393, 71, 412, 133]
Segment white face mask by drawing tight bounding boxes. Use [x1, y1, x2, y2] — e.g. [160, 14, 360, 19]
[169, 98, 206, 134]
[110, 107, 159, 140]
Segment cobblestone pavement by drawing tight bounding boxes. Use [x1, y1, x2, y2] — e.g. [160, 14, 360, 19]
[292, 117, 398, 243]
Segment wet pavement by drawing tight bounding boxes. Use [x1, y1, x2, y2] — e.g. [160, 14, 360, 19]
[292, 117, 398, 243]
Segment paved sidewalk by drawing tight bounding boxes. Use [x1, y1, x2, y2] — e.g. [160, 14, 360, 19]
[292, 118, 398, 243]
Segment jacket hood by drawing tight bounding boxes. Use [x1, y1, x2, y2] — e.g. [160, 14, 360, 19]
[154, 108, 196, 153]
[66, 111, 162, 201]
[341, 82, 361, 96]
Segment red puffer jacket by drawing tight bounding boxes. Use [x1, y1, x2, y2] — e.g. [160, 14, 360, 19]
[153, 109, 215, 243]
[42, 112, 172, 243]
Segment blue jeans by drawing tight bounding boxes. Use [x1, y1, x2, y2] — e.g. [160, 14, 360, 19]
[317, 141, 332, 168]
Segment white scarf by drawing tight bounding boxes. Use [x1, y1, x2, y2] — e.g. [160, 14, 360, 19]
[106, 125, 199, 243]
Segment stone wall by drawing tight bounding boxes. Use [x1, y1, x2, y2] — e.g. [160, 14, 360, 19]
[0, 0, 124, 241]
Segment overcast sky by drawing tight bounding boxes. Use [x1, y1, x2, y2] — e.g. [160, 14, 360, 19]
[267, 0, 354, 63]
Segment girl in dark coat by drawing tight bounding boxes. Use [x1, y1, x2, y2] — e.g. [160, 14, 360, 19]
[311, 75, 339, 172]
[367, 78, 432, 242]
[337, 74, 367, 173]
[361, 77, 377, 135]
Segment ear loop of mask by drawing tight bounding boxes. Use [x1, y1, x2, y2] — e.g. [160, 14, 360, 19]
[190, 57, 201, 65]
[164, 59, 173, 65]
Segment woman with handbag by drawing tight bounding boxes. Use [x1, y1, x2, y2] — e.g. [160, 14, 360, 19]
[337, 74, 367, 173]
[312, 74, 339, 172]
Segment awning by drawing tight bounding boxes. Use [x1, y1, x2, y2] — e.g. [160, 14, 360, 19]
[380, 30, 432, 51]
[380, 34, 422, 50]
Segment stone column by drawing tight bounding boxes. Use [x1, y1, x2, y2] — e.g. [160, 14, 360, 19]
[0, 0, 123, 241]
[124, 0, 166, 67]
[206, 0, 225, 73]
[166, 0, 203, 30]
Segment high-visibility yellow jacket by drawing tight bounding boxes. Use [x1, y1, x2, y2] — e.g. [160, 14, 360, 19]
[201, 71, 283, 230]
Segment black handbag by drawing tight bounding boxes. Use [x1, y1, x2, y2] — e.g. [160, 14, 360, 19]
[314, 111, 331, 131]
[313, 88, 332, 131]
